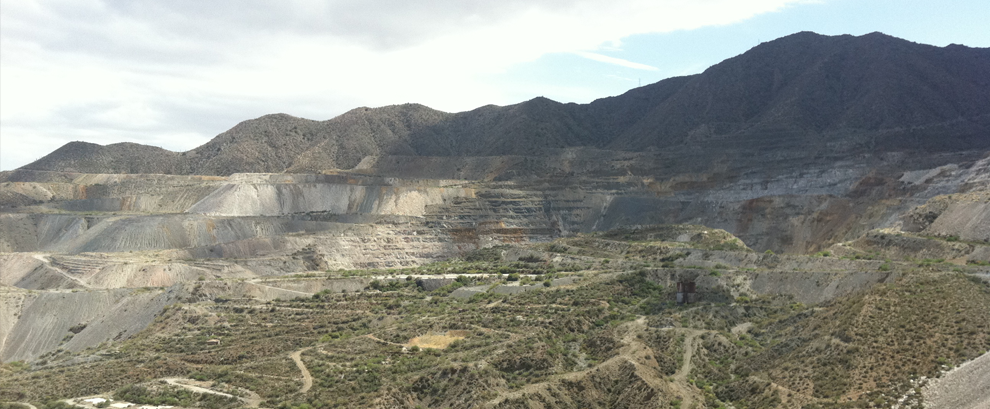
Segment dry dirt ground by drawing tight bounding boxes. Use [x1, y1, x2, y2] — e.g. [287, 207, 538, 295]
[921, 351, 990, 409]
[290, 348, 314, 394]
[665, 327, 706, 409]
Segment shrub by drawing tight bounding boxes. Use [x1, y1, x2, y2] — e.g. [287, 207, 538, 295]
[519, 254, 545, 263]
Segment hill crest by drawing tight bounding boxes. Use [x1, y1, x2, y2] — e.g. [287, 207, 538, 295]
[19, 31, 990, 176]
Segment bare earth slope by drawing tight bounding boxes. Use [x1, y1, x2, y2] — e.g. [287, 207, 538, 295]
[922, 352, 990, 409]
[2, 30, 989, 409]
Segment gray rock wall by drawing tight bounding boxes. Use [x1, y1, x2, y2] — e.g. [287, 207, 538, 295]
[0, 287, 180, 362]
[647, 268, 898, 305]
[188, 182, 473, 217]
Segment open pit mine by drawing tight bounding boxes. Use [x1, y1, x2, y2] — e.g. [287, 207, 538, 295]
[2, 32, 989, 409]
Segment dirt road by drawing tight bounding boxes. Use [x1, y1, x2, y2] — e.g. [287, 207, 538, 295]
[291, 347, 314, 394]
[668, 328, 705, 409]
[162, 378, 262, 407]
[487, 316, 669, 406]
[32, 254, 91, 288]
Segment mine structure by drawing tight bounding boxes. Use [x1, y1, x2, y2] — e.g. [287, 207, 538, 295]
[676, 281, 697, 304]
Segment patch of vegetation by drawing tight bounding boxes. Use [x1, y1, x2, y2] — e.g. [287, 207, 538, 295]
[1, 226, 983, 409]
[115, 384, 241, 409]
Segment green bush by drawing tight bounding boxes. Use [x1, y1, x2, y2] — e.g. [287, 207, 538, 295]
[518, 254, 545, 263]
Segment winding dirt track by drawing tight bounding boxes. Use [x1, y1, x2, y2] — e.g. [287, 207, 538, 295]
[668, 328, 705, 409]
[364, 334, 405, 347]
[162, 378, 262, 407]
[32, 254, 91, 288]
[291, 347, 314, 394]
[487, 316, 671, 407]
[164, 378, 236, 398]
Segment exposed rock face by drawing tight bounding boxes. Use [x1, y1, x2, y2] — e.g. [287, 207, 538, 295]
[1, 31, 988, 370]
[187, 173, 473, 217]
[902, 191, 990, 242]
[0, 286, 183, 362]
[10, 32, 989, 254]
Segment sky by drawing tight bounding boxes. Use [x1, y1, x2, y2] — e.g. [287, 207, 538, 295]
[1, 0, 988, 171]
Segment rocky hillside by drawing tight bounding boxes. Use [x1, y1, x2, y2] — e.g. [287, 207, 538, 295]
[2, 226, 987, 409]
[19, 32, 990, 176]
[608, 32, 990, 152]
[22, 142, 188, 174]
[3, 29, 990, 409]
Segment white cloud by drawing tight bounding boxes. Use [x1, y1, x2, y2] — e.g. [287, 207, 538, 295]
[0, 0, 805, 170]
[574, 52, 658, 71]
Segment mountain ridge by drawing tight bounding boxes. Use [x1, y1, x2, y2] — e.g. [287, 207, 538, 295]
[17, 31, 990, 176]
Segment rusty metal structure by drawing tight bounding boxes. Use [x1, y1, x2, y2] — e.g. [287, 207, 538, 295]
[676, 281, 697, 304]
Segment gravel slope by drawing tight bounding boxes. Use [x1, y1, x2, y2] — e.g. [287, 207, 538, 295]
[922, 351, 990, 409]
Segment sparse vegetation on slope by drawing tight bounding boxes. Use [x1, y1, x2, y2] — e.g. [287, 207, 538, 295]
[2, 227, 986, 408]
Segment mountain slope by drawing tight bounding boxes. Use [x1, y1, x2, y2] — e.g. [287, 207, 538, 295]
[285, 103, 449, 173]
[180, 104, 450, 175]
[20, 142, 187, 174]
[610, 32, 990, 152]
[18, 31, 990, 176]
[610, 33, 990, 149]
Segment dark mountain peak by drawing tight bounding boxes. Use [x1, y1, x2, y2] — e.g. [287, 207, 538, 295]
[747, 30, 830, 50]
[516, 96, 565, 114]
[215, 114, 318, 140]
[22, 140, 182, 174]
[46, 140, 175, 157]
[608, 31, 990, 151]
[53, 141, 104, 152]
[336, 103, 447, 120]
[18, 31, 990, 175]
[771, 30, 830, 42]
[860, 31, 895, 39]
[258, 112, 303, 120]
[104, 141, 175, 151]
[393, 102, 441, 111]
[740, 31, 915, 60]
[526, 96, 558, 104]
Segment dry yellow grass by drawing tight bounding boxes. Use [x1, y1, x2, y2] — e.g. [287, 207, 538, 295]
[405, 331, 469, 349]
